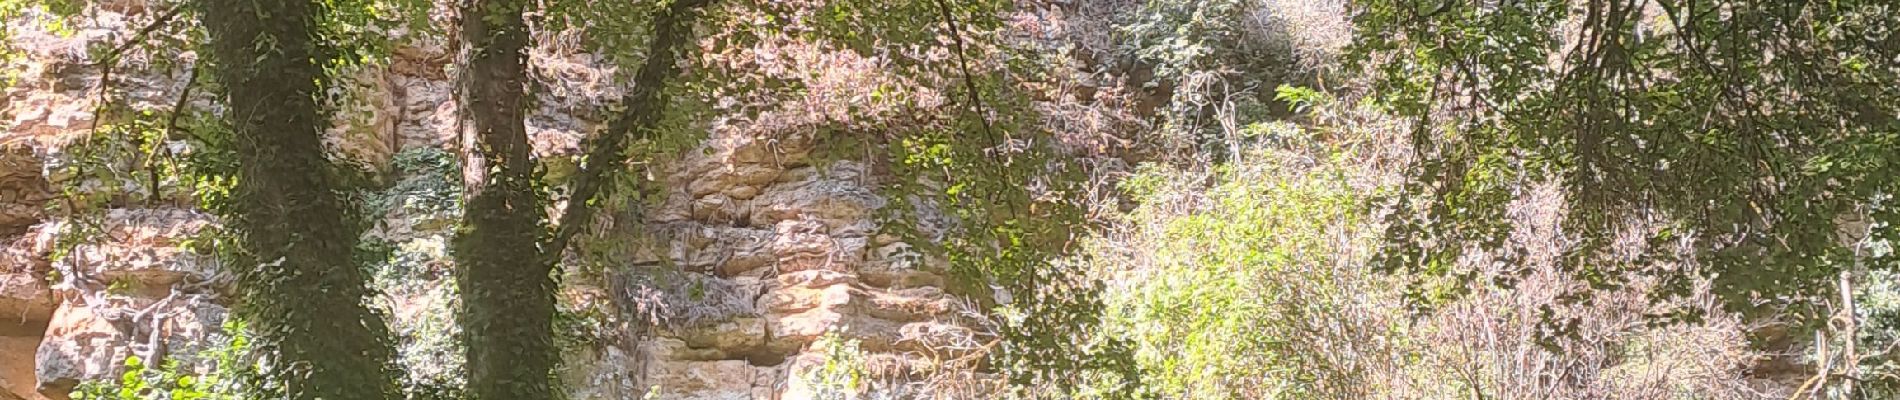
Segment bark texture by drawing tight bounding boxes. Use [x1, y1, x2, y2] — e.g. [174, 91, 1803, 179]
[451, 0, 712, 397]
[453, 0, 556, 398]
[199, 0, 400, 398]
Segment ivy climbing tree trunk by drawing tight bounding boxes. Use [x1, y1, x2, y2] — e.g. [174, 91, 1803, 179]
[199, 0, 400, 398]
[450, 0, 713, 396]
[451, 0, 555, 398]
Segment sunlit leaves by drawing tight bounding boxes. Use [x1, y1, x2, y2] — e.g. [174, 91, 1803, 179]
[1352, 0, 1900, 318]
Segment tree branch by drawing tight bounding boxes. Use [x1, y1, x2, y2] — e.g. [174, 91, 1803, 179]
[96, 4, 186, 68]
[932, 0, 1001, 151]
[546, 0, 713, 256]
[87, 4, 185, 151]
[145, 63, 198, 204]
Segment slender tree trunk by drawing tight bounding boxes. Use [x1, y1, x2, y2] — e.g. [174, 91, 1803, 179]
[199, 0, 399, 398]
[453, 0, 555, 398]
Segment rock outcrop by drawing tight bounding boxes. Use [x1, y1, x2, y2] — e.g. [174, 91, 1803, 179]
[588, 127, 990, 399]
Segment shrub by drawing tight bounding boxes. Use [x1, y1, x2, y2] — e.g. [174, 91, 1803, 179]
[799, 331, 868, 400]
[1853, 269, 1900, 396]
[1089, 120, 1399, 398]
[1083, 89, 1771, 399]
[72, 320, 254, 400]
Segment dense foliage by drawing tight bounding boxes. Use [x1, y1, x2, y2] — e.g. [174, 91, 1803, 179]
[13, 0, 1899, 399]
[1354, 0, 1900, 315]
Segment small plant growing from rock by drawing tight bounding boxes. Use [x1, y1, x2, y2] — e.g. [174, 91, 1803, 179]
[70, 319, 253, 400]
[105, 277, 138, 296]
[799, 330, 867, 400]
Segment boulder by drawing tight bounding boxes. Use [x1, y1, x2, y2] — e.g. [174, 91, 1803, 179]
[325, 67, 401, 172]
[32, 304, 126, 395]
[33, 297, 227, 396]
[0, 273, 53, 325]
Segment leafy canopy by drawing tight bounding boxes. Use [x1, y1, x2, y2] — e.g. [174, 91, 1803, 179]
[1352, 0, 1900, 315]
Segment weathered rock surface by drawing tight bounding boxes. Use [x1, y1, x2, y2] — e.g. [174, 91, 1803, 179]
[32, 296, 228, 395]
[602, 122, 987, 399]
[0, 220, 55, 326]
[0, 149, 51, 238]
[2, 9, 234, 399]
[0, 271, 53, 326]
[45, 209, 222, 290]
[1, 317, 51, 400]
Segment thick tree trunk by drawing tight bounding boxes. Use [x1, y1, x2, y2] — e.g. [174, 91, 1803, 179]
[453, 0, 556, 398]
[199, 0, 399, 399]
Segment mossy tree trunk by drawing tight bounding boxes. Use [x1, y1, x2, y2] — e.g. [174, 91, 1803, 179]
[449, 0, 713, 396]
[199, 0, 401, 398]
[452, 0, 557, 398]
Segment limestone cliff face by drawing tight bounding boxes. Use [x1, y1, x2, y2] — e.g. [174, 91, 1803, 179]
[1, 5, 990, 400]
[563, 118, 994, 400]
